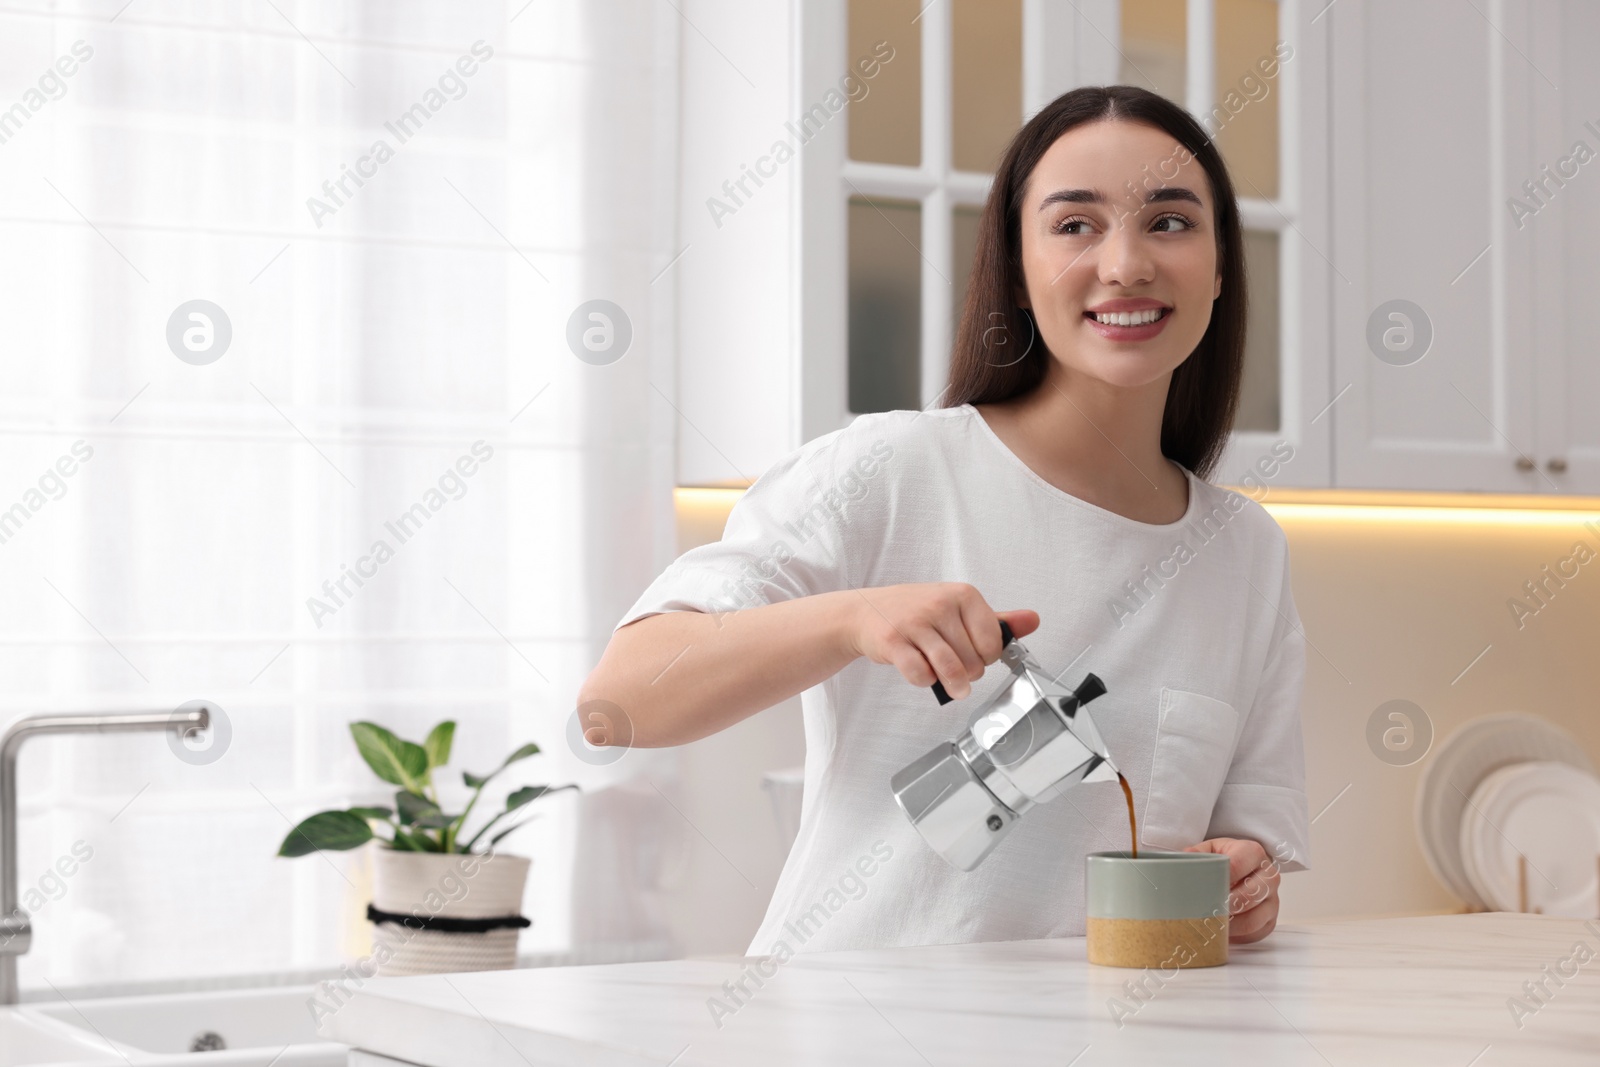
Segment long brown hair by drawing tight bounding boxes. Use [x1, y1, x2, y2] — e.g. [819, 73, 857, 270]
[944, 85, 1246, 481]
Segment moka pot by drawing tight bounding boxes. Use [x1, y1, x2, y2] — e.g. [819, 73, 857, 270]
[890, 622, 1115, 871]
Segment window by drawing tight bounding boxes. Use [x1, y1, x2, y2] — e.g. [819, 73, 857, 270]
[4, 1, 677, 994]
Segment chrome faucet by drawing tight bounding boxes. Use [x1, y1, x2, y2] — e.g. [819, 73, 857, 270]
[0, 708, 210, 1004]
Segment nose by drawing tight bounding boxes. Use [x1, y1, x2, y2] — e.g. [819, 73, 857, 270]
[1097, 213, 1156, 288]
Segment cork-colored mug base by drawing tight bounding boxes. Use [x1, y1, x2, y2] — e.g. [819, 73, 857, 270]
[1086, 915, 1230, 969]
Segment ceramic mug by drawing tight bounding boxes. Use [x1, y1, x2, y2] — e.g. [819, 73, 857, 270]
[1085, 850, 1231, 968]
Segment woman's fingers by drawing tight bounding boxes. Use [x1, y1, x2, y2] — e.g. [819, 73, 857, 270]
[956, 594, 1005, 668]
[995, 608, 1041, 640]
[1229, 885, 1279, 943]
[933, 601, 989, 681]
[1189, 836, 1272, 889]
[915, 625, 976, 699]
[888, 642, 939, 689]
[850, 583, 1040, 699]
[1184, 837, 1281, 944]
[882, 625, 967, 697]
[1230, 863, 1275, 912]
[906, 604, 1044, 699]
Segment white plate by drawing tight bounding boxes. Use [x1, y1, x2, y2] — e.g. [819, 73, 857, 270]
[1459, 760, 1600, 916]
[1415, 713, 1594, 908]
[1459, 761, 1539, 912]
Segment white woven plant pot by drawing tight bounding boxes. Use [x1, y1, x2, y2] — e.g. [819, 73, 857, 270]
[369, 847, 531, 977]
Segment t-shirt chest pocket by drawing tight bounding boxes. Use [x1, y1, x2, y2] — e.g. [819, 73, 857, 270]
[1141, 687, 1240, 850]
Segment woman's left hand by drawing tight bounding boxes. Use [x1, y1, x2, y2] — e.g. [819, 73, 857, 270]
[1182, 837, 1281, 943]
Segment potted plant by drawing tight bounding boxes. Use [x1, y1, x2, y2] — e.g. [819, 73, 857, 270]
[278, 720, 577, 976]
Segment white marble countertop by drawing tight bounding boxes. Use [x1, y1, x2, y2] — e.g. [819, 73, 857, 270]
[318, 913, 1600, 1066]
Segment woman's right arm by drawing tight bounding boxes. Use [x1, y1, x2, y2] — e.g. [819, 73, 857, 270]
[577, 583, 1040, 748]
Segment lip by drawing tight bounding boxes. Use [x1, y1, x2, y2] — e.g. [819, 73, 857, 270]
[1085, 298, 1172, 313]
[1083, 305, 1173, 342]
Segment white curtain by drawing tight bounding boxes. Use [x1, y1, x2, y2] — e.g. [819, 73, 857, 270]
[2, 0, 681, 992]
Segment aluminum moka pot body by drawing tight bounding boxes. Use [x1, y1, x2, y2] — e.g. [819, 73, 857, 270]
[890, 623, 1115, 871]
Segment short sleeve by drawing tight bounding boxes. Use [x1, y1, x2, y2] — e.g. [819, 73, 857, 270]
[614, 429, 894, 631]
[1204, 534, 1313, 873]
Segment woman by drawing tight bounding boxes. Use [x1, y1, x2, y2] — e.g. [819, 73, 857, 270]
[580, 85, 1310, 957]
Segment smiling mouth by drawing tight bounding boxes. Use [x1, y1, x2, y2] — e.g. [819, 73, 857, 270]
[1083, 308, 1172, 327]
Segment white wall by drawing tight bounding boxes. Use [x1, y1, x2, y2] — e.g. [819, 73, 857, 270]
[649, 493, 805, 955]
[674, 0, 800, 487]
[1274, 505, 1600, 921]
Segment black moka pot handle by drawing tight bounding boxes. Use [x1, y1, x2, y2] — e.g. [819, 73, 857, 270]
[931, 619, 1014, 705]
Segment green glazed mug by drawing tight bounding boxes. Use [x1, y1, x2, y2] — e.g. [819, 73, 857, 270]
[1085, 849, 1231, 968]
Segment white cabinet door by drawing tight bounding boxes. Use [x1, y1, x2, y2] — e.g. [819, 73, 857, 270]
[1058, 0, 1334, 492]
[1210, 0, 1334, 492]
[1531, 0, 1600, 495]
[1330, 0, 1539, 492]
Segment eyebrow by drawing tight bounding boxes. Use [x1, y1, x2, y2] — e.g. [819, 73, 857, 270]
[1036, 186, 1204, 212]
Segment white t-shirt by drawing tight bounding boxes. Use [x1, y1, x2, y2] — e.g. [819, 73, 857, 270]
[616, 404, 1311, 957]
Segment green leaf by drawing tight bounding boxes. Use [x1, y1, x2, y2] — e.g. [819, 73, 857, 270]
[390, 826, 436, 852]
[278, 810, 373, 857]
[350, 722, 427, 790]
[505, 785, 546, 811]
[348, 806, 393, 820]
[423, 721, 456, 769]
[395, 790, 453, 829]
[489, 815, 542, 847]
[462, 784, 578, 851]
[462, 742, 542, 791]
[507, 783, 577, 812]
[505, 741, 541, 763]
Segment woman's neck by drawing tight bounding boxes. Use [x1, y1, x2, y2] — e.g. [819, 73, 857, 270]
[973, 365, 1188, 524]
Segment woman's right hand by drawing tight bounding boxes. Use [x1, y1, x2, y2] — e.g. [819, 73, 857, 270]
[840, 583, 1040, 701]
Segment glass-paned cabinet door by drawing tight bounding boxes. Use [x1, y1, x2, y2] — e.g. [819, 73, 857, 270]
[810, 0, 1326, 481]
[952, 204, 983, 336]
[1215, 0, 1281, 200]
[1119, 0, 1186, 102]
[843, 0, 1021, 416]
[952, 0, 1023, 173]
[848, 0, 921, 166]
[849, 196, 923, 413]
[1120, 0, 1286, 437]
[1238, 229, 1281, 432]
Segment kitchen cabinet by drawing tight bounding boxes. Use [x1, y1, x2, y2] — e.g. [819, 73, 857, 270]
[789, 0, 1341, 494]
[323, 913, 1600, 1064]
[1330, 0, 1600, 495]
[679, 0, 1599, 497]
[799, 0, 1338, 494]
[1531, 0, 1600, 494]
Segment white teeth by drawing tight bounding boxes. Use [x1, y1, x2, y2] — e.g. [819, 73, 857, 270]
[1092, 308, 1165, 326]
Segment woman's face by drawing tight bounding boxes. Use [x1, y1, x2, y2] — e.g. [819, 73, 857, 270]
[1014, 119, 1222, 391]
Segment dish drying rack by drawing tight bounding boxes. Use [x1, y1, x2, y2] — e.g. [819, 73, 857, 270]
[1452, 854, 1600, 916]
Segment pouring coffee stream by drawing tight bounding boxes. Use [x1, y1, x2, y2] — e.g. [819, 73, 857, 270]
[1118, 772, 1138, 859]
[891, 621, 1130, 870]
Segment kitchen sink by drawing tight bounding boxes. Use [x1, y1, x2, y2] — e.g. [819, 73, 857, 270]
[9, 986, 346, 1065]
[0, 1010, 118, 1067]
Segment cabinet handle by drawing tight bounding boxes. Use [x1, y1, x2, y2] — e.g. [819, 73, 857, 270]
[1547, 457, 1568, 474]
[1515, 456, 1535, 471]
